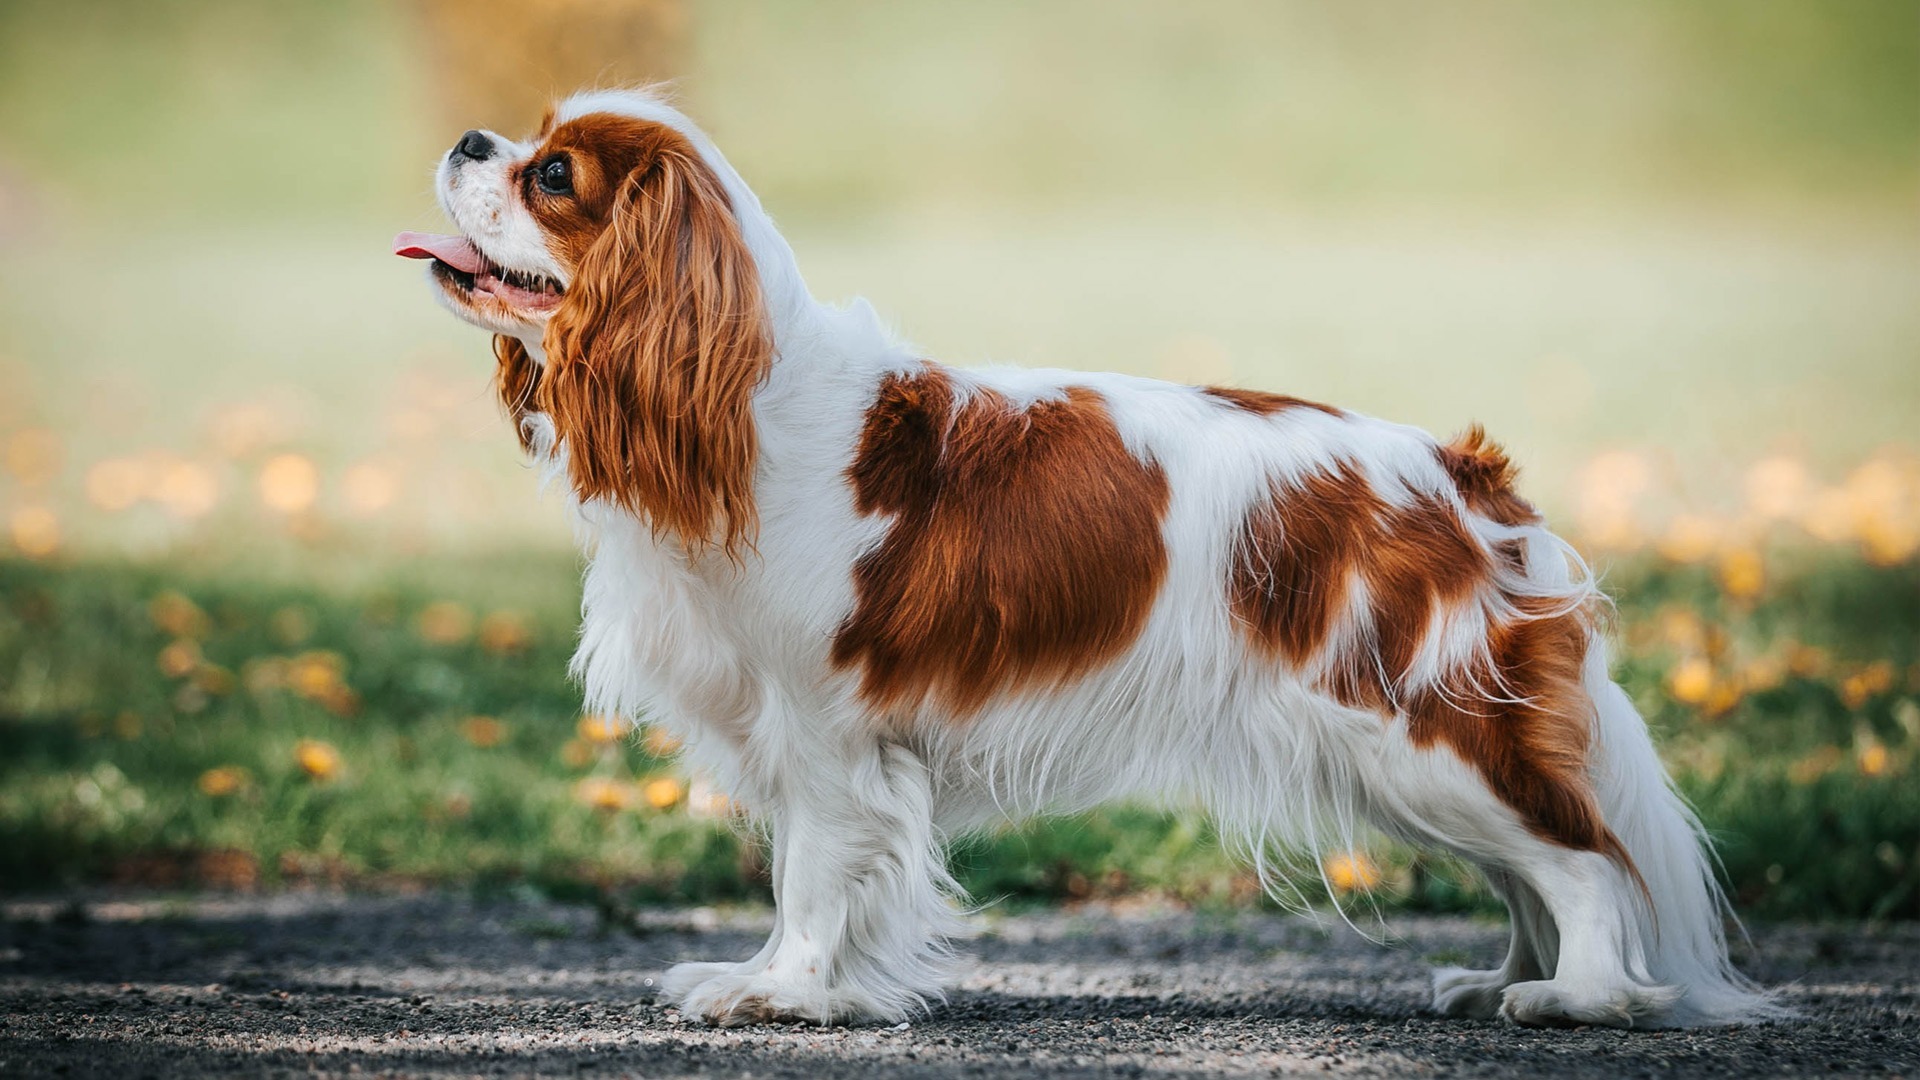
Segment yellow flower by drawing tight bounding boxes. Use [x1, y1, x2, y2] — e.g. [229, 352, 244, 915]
[9, 506, 59, 558]
[461, 715, 509, 748]
[148, 591, 212, 639]
[157, 639, 203, 679]
[287, 651, 347, 698]
[1668, 658, 1715, 706]
[1323, 852, 1382, 893]
[1861, 517, 1920, 566]
[258, 454, 320, 513]
[1703, 678, 1744, 719]
[577, 714, 623, 744]
[1788, 644, 1831, 678]
[197, 766, 250, 797]
[477, 610, 532, 654]
[1838, 664, 1894, 710]
[574, 776, 635, 811]
[1704, 684, 1751, 718]
[1858, 744, 1891, 778]
[294, 739, 342, 782]
[642, 776, 686, 810]
[1715, 548, 1765, 601]
[560, 738, 597, 769]
[1840, 673, 1868, 709]
[415, 601, 474, 645]
[642, 726, 683, 758]
[193, 665, 237, 696]
[317, 686, 361, 718]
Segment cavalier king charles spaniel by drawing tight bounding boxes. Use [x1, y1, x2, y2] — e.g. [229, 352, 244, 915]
[395, 88, 1780, 1030]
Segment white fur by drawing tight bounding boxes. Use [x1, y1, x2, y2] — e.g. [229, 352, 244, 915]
[418, 88, 1782, 1029]
[431, 128, 569, 336]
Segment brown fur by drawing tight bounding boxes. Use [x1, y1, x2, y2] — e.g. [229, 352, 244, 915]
[1203, 386, 1342, 418]
[492, 335, 543, 451]
[1439, 424, 1539, 526]
[536, 117, 773, 559]
[1404, 596, 1632, 868]
[1229, 462, 1630, 865]
[832, 366, 1172, 715]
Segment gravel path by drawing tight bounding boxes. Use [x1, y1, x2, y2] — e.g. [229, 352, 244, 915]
[2, 891, 1914, 1078]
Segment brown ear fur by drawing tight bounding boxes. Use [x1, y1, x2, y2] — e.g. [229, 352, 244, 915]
[540, 143, 773, 559]
[492, 335, 542, 451]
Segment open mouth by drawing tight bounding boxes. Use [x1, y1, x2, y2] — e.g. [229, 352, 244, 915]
[393, 232, 563, 315]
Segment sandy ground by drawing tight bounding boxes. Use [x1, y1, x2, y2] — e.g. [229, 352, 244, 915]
[1, 891, 1914, 1078]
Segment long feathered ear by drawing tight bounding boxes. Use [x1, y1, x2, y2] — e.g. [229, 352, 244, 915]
[540, 143, 773, 560]
[492, 335, 542, 452]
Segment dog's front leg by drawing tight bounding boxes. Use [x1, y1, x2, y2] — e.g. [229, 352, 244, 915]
[666, 740, 966, 1026]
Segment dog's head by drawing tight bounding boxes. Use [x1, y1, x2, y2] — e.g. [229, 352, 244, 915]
[396, 89, 773, 558]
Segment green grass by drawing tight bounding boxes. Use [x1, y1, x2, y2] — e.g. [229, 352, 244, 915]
[2, 549, 1915, 918]
[0, 553, 755, 901]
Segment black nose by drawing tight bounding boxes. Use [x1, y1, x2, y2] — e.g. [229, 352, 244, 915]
[452, 129, 494, 162]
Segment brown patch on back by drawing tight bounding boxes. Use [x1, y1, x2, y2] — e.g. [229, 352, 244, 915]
[1229, 464, 1483, 674]
[832, 367, 1172, 715]
[1229, 464, 1630, 867]
[1439, 424, 1539, 526]
[1203, 386, 1343, 418]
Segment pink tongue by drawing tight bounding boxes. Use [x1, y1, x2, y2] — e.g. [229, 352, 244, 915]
[393, 232, 486, 275]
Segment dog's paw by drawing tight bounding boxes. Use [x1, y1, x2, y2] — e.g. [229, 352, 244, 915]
[677, 971, 833, 1027]
[1500, 978, 1684, 1029]
[1430, 966, 1509, 1020]
[658, 960, 742, 1003]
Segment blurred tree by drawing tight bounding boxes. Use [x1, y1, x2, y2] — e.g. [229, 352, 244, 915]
[410, 0, 685, 136]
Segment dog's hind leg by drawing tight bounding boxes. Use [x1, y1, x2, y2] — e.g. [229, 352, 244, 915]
[1493, 845, 1683, 1027]
[1362, 730, 1679, 1028]
[1429, 868, 1554, 1020]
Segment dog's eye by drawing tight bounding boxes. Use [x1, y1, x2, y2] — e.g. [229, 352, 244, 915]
[536, 156, 572, 195]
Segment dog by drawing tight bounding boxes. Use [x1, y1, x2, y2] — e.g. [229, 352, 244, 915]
[394, 87, 1779, 1029]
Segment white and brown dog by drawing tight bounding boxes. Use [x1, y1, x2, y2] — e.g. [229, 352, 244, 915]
[395, 88, 1778, 1029]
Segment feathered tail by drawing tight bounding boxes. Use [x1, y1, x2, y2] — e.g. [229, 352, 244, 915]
[1584, 641, 1791, 1026]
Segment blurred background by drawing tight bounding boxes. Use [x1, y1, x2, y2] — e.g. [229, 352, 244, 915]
[1, 0, 1916, 918]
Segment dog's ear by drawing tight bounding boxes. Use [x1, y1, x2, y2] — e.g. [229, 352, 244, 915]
[492, 335, 542, 452]
[540, 143, 772, 560]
